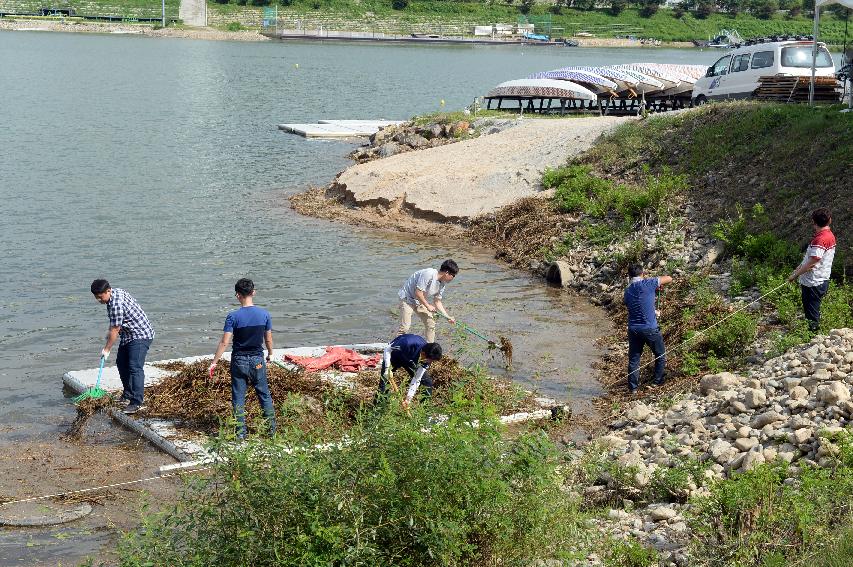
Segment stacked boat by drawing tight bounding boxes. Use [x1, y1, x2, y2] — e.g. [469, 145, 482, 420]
[487, 62, 708, 101]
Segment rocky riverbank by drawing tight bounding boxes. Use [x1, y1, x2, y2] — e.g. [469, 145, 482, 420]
[573, 328, 853, 566]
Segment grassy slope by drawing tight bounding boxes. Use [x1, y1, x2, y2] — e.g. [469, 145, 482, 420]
[218, 1, 853, 44]
[582, 102, 852, 267]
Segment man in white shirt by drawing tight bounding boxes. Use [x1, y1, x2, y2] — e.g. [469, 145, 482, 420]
[788, 208, 836, 332]
[397, 260, 458, 342]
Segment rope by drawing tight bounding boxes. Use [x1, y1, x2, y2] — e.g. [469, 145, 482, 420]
[626, 280, 790, 380]
[0, 465, 212, 509]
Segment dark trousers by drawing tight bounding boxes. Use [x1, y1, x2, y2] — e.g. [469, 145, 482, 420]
[801, 281, 830, 331]
[376, 360, 433, 401]
[627, 328, 665, 392]
[116, 338, 152, 405]
[230, 354, 276, 438]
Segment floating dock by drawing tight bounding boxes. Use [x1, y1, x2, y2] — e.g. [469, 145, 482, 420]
[278, 119, 404, 138]
[63, 343, 565, 465]
[63, 343, 385, 463]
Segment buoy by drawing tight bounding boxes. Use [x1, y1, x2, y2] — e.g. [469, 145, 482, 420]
[294, 63, 299, 69]
[440, 99, 445, 106]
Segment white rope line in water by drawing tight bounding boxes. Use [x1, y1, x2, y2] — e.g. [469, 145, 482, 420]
[0, 465, 212, 508]
[626, 280, 790, 380]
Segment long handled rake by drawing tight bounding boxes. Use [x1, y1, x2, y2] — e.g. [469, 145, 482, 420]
[73, 356, 109, 403]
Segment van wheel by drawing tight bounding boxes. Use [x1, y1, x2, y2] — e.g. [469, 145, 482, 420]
[694, 95, 708, 106]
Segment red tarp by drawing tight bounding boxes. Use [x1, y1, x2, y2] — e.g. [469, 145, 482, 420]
[283, 347, 381, 373]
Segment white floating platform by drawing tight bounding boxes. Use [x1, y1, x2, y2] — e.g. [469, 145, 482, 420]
[278, 119, 403, 138]
[63, 343, 386, 463]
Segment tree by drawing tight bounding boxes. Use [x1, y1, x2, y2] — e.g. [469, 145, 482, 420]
[673, 2, 687, 17]
[751, 0, 779, 19]
[571, 0, 597, 10]
[609, 0, 629, 15]
[696, 0, 716, 17]
[519, 0, 536, 14]
[719, 0, 747, 15]
[637, 0, 664, 16]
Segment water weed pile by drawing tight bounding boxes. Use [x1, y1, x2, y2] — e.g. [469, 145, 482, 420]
[65, 397, 116, 440]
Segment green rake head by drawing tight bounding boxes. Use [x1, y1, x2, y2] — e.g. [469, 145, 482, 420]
[73, 356, 109, 404]
[73, 386, 109, 404]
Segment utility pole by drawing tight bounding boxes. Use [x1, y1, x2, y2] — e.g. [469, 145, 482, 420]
[162, 0, 166, 27]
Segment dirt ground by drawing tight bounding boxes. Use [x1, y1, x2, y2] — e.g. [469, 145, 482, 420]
[0, 413, 185, 566]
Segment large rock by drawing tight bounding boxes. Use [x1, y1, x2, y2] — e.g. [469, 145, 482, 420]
[817, 382, 850, 405]
[700, 372, 739, 394]
[744, 388, 767, 409]
[750, 411, 784, 429]
[650, 506, 677, 521]
[626, 402, 651, 422]
[377, 142, 402, 158]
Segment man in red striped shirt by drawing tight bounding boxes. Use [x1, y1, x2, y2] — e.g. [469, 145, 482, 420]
[788, 208, 836, 332]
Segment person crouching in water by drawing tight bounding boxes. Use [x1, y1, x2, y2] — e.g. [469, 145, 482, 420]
[376, 334, 443, 409]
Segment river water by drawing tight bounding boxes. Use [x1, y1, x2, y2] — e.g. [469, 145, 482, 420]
[0, 30, 720, 431]
[0, 32, 718, 560]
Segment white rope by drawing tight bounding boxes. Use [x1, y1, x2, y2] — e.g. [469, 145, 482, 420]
[0, 465, 212, 508]
[626, 280, 790, 379]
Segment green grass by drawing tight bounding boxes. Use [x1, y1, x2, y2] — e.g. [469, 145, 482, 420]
[202, 1, 853, 43]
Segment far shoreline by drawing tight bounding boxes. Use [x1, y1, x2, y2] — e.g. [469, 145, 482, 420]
[0, 18, 695, 48]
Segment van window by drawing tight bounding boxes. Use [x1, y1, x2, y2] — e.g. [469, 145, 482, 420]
[731, 54, 751, 72]
[708, 55, 732, 77]
[751, 51, 774, 69]
[781, 46, 833, 68]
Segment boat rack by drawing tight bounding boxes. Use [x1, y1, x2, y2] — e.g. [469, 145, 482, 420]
[484, 94, 692, 116]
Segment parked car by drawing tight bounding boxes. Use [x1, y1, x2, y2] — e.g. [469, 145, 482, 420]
[691, 39, 836, 104]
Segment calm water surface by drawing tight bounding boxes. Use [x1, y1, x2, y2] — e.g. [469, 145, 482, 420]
[0, 32, 719, 436]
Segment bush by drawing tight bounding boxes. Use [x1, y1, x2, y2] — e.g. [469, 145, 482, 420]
[609, 0, 629, 15]
[392, 0, 409, 9]
[696, 0, 716, 17]
[637, 0, 663, 17]
[118, 400, 584, 565]
[689, 438, 853, 566]
[225, 21, 243, 31]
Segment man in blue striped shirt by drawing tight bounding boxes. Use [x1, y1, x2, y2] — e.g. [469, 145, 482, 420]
[91, 279, 155, 414]
[209, 278, 276, 439]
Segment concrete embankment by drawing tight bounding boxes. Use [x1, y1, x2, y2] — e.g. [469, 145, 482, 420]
[294, 116, 630, 226]
[0, 19, 269, 41]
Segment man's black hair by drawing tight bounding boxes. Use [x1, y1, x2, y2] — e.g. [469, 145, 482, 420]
[627, 264, 644, 278]
[812, 208, 831, 228]
[439, 260, 459, 276]
[235, 278, 255, 297]
[91, 279, 110, 295]
[422, 343, 443, 361]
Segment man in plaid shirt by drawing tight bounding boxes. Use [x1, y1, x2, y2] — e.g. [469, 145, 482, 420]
[91, 279, 155, 414]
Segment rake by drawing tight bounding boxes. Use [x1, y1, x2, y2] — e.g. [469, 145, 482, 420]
[73, 356, 109, 403]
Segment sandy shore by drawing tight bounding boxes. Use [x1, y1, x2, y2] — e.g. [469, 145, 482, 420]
[0, 19, 269, 41]
[292, 116, 632, 230]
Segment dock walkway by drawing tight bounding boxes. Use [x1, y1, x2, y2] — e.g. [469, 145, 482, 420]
[278, 119, 404, 138]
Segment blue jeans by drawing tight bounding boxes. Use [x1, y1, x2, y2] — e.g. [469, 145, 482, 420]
[230, 354, 276, 438]
[801, 281, 829, 331]
[627, 328, 666, 392]
[116, 338, 152, 405]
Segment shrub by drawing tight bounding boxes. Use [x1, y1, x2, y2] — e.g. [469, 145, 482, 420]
[392, 0, 409, 9]
[689, 438, 853, 566]
[118, 400, 584, 565]
[225, 21, 243, 31]
[609, 0, 629, 15]
[696, 0, 716, 17]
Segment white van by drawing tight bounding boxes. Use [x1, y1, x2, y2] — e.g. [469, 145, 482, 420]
[692, 39, 835, 103]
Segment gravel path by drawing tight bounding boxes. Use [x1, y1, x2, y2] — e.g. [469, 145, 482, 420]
[335, 116, 632, 221]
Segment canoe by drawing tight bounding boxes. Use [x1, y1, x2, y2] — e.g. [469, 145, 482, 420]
[487, 78, 597, 100]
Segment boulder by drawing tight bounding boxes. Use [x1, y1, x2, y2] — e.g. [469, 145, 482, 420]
[626, 402, 651, 422]
[744, 388, 767, 409]
[735, 437, 759, 451]
[700, 372, 739, 394]
[650, 506, 677, 521]
[817, 382, 850, 405]
[377, 142, 402, 158]
[789, 386, 809, 400]
[750, 411, 784, 429]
